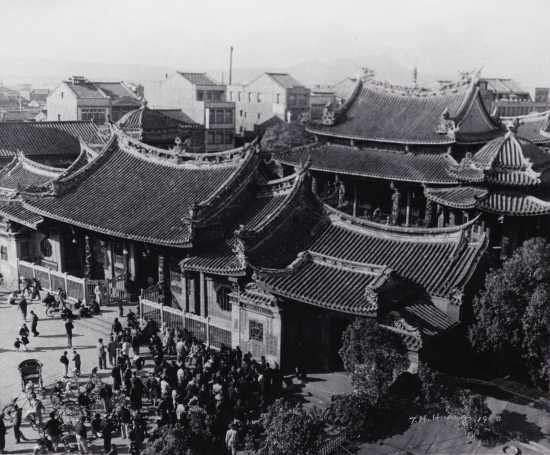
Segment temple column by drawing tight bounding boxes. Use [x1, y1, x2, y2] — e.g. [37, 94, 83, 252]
[122, 244, 129, 278]
[437, 204, 445, 227]
[405, 189, 412, 227]
[199, 271, 206, 317]
[128, 243, 136, 281]
[390, 182, 401, 225]
[84, 234, 92, 279]
[462, 210, 470, 223]
[424, 199, 434, 227]
[311, 174, 318, 195]
[448, 210, 456, 226]
[352, 184, 358, 217]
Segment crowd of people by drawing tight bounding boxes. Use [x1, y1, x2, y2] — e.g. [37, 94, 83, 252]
[3, 275, 292, 455]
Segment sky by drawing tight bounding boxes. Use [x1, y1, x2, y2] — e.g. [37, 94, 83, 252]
[1, 0, 550, 87]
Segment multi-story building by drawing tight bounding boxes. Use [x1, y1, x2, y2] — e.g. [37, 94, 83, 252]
[228, 73, 310, 137]
[47, 76, 142, 123]
[144, 72, 235, 152]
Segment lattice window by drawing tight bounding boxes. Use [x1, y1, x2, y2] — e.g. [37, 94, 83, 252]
[249, 320, 264, 343]
[0, 245, 7, 261]
[216, 287, 231, 312]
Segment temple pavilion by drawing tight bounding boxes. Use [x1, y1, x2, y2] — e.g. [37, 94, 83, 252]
[0, 123, 488, 372]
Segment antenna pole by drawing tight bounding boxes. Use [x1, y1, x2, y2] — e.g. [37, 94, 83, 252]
[229, 46, 234, 85]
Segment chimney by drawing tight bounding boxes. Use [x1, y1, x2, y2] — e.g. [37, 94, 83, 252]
[229, 46, 234, 85]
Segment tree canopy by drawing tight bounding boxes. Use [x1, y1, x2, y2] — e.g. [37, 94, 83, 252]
[470, 237, 550, 388]
[260, 399, 326, 455]
[339, 317, 409, 404]
[260, 121, 313, 153]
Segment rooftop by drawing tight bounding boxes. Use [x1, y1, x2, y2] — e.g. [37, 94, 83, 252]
[177, 72, 220, 86]
[265, 73, 307, 89]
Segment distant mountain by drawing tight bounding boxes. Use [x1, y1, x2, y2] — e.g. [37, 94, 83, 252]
[0, 54, 456, 91]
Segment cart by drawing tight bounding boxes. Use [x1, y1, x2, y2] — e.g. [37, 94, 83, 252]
[18, 359, 44, 392]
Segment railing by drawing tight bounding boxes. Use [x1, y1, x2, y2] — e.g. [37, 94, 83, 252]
[139, 297, 232, 349]
[17, 259, 89, 303]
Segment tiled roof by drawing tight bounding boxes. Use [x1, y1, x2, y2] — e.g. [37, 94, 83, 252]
[425, 186, 488, 209]
[451, 131, 550, 187]
[401, 303, 457, 336]
[65, 81, 108, 99]
[181, 172, 312, 275]
[478, 191, 550, 216]
[266, 73, 306, 89]
[0, 201, 43, 228]
[177, 72, 219, 86]
[275, 143, 458, 184]
[309, 77, 501, 145]
[24, 131, 259, 247]
[0, 154, 64, 193]
[256, 251, 390, 316]
[308, 205, 487, 299]
[508, 112, 550, 144]
[94, 82, 139, 102]
[0, 121, 107, 159]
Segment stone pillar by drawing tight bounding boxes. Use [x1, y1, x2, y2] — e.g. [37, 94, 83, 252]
[311, 174, 318, 195]
[448, 210, 456, 226]
[84, 234, 92, 278]
[128, 243, 136, 281]
[122, 244, 129, 279]
[158, 254, 165, 284]
[199, 271, 206, 317]
[424, 199, 434, 227]
[390, 182, 401, 225]
[336, 175, 346, 208]
[405, 190, 412, 227]
[353, 184, 358, 217]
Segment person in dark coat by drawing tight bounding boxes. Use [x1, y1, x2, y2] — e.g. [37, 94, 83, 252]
[102, 416, 113, 452]
[111, 362, 122, 391]
[30, 310, 39, 336]
[18, 296, 28, 322]
[112, 318, 122, 336]
[13, 404, 27, 443]
[19, 324, 30, 350]
[129, 374, 143, 410]
[65, 318, 74, 348]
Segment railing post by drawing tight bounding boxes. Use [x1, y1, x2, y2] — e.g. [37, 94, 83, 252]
[48, 268, 53, 293]
[64, 272, 68, 295]
[206, 316, 210, 347]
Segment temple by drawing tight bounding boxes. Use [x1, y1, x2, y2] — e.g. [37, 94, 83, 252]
[0, 121, 489, 371]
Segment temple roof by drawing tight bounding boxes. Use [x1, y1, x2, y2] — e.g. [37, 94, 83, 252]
[275, 143, 458, 184]
[255, 251, 393, 316]
[0, 121, 107, 161]
[305, 205, 487, 299]
[504, 111, 550, 145]
[425, 186, 488, 209]
[0, 201, 43, 228]
[23, 130, 260, 247]
[309, 75, 502, 145]
[450, 131, 550, 187]
[181, 171, 314, 275]
[0, 153, 65, 194]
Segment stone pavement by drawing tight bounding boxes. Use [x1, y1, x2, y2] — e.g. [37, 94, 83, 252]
[0, 290, 131, 454]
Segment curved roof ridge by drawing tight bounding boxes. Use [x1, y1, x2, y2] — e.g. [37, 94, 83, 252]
[363, 74, 474, 98]
[116, 127, 250, 168]
[19, 153, 66, 177]
[325, 203, 482, 238]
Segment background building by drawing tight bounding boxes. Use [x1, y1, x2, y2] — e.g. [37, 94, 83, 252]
[47, 76, 142, 123]
[144, 72, 235, 152]
[228, 72, 310, 138]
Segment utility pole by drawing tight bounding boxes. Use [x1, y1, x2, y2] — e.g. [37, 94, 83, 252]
[229, 46, 234, 85]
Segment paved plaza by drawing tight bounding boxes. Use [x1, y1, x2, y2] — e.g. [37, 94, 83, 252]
[0, 290, 127, 454]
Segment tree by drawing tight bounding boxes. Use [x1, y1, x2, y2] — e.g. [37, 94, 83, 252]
[339, 318, 409, 404]
[260, 399, 326, 455]
[260, 121, 313, 153]
[142, 426, 191, 455]
[470, 237, 550, 388]
[416, 365, 467, 416]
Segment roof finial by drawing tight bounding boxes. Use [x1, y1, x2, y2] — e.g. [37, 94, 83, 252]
[507, 117, 521, 134]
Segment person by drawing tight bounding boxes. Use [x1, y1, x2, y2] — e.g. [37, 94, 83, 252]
[19, 324, 30, 350]
[100, 382, 113, 412]
[91, 414, 102, 438]
[8, 290, 18, 305]
[57, 287, 67, 308]
[0, 414, 5, 454]
[30, 310, 39, 336]
[225, 423, 238, 455]
[65, 318, 74, 348]
[31, 278, 42, 300]
[60, 351, 70, 378]
[73, 350, 81, 376]
[119, 404, 131, 439]
[98, 338, 107, 370]
[112, 318, 122, 336]
[14, 337, 23, 351]
[102, 416, 113, 453]
[107, 335, 117, 367]
[13, 404, 27, 443]
[44, 412, 61, 451]
[29, 393, 44, 426]
[74, 416, 88, 454]
[43, 291, 56, 306]
[111, 362, 122, 391]
[18, 295, 28, 322]
[94, 284, 102, 307]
